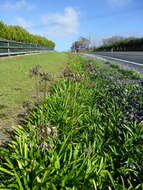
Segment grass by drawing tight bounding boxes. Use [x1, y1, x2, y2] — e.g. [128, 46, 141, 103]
[0, 52, 68, 128]
[0, 55, 143, 189]
[109, 63, 142, 80]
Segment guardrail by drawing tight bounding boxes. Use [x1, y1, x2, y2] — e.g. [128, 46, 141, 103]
[0, 38, 54, 56]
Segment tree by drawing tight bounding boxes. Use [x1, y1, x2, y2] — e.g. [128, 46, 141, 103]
[71, 37, 90, 52]
[0, 21, 6, 39]
[78, 37, 90, 49]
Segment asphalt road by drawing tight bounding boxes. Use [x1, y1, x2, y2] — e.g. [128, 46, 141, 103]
[86, 52, 143, 74]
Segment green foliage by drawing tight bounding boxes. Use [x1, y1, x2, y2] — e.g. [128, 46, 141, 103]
[117, 68, 142, 79]
[0, 56, 143, 189]
[0, 20, 55, 48]
[109, 63, 142, 79]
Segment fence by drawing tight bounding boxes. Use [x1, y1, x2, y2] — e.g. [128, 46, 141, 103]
[0, 38, 54, 56]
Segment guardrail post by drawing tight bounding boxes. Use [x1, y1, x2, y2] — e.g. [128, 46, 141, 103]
[7, 41, 10, 55]
[30, 44, 32, 53]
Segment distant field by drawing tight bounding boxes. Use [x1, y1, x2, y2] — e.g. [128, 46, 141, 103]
[0, 52, 67, 128]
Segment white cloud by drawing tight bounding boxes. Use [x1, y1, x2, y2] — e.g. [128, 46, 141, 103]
[107, 0, 131, 6]
[15, 17, 32, 28]
[41, 7, 80, 37]
[1, 0, 34, 10]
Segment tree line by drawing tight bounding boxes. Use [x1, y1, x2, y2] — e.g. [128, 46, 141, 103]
[0, 20, 55, 48]
[95, 36, 143, 52]
[71, 35, 143, 52]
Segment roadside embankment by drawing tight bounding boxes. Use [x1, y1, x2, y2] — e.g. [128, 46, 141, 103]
[0, 55, 143, 189]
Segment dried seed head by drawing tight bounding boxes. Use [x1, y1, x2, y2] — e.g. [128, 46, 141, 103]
[41, 141, 48, 152]
[139, 121, 143, 126]
[84, 63, 96, 75]
[29, 65, 41, 77]
[40, 72, 52, 81]
[62, 67, 74, 78]
[40, 123, 58, 139]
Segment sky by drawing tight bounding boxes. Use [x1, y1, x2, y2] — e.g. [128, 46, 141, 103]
[0, 0, 143, 50]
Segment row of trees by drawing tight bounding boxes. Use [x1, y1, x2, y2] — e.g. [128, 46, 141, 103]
[0, 21, 55, 48]
[95, 36, 143, 51]
[71, 35, 143, 53]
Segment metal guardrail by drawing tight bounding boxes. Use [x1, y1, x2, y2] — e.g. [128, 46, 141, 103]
[0, 38, 54, 56]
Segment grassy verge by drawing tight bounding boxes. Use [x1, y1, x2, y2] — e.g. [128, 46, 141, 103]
[107, 62, 142, 79]
[0, 52, 68, 128]
[0, 55, 143, 189]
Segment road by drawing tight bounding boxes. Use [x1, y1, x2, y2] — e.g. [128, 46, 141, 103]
[85, 52, 143, 74]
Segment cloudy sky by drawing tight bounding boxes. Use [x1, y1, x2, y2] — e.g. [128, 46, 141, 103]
[0, 0, 143, 50]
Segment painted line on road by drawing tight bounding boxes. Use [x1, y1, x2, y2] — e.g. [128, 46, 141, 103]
[89, 54, 143, 67]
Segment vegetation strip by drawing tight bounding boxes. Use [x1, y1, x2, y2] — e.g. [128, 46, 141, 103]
[0, 55, 143, 189]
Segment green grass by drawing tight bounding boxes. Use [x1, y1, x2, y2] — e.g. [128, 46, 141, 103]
[109, 63, 142, 79]
[0, 52, 68, 127]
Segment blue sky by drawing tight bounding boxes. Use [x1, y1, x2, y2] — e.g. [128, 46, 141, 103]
[0, 0, 143, 50]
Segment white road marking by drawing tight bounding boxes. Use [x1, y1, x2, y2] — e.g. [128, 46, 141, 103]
[85, 53, 143, 67]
